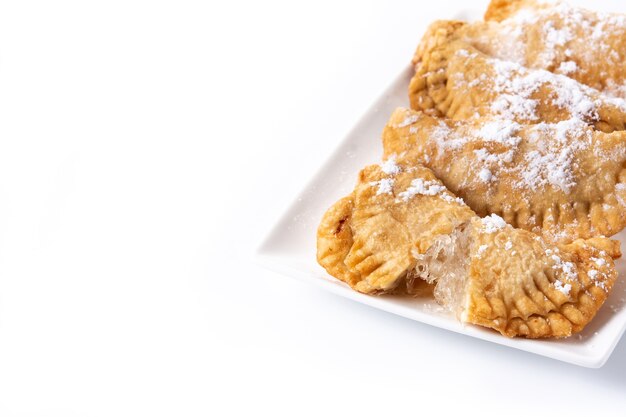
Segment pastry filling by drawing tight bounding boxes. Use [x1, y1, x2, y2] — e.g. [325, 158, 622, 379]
[414, 224, 472, 319]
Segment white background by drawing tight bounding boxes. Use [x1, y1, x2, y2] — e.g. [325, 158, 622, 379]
[0, 0, 624, 415]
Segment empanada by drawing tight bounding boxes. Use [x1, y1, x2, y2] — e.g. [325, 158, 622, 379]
[413, 1, 626, 98]
[316, 159, 621, 338]
[315, 0, 625, 340]
[383, 107, 626, 243]
[409, 38, 626, 132]
[317, 163, 474, 294]
[415, 216, 620, 338]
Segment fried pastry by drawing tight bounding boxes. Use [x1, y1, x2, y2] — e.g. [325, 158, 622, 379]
[413, 1, 626, 98]
[383, 107, 626, 243]
[409, 38, 626, 132]
[317, 163, 474, 294]
[316, 159, 621, 338]
[315, 0, 624, 340]
[415, 215, 620, 338]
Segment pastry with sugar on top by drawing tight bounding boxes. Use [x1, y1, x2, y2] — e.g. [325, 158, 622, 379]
[383, 107, 626, 243]
[410, 39, 626, 133]
[415, 214, 620, 338]
[316, 161, 621, 338]
[317, 163, 474, 295]
[413, 0, 626, 99]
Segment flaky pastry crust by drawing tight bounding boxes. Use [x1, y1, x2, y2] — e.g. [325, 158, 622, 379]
[315, 0, 625, 340]
[417, 217, 620, 338]
[317, 164, 474, 294]
[415, 1, 626, 99]
[383, 107, 626, 243]
[409, 38, 626, 132]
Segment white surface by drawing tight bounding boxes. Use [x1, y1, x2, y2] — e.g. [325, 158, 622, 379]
[0, 0, 625, 416]
[256, 65, 626, 368]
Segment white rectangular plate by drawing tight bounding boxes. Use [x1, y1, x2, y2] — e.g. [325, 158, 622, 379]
[256, 3, 626, 368]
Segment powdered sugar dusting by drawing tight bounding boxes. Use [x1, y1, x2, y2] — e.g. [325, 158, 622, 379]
[398, 178, 465, 205]
[475, 119, 522, 146]
[587, 251, 611, 291]
[380, 156, 401, 175]
[398, 178, 444, 200]
[478, 168, 493, 182]
[481, 214, 506, 233]
[410, 106, 594, 195]
[487, 57, 599, 122]
[369, 178, 394, 195]
[540, 20, 573, 66]
[546, 248, 579, 287]
[471, 0, 626, 98]
[588, 268, 608, 291]
[554, 279, 572, 296]
[591, 257, 606, 267]
[431, 121, 461, 150]
[518, 118, 590, 193]
[557, 60, 577, 74]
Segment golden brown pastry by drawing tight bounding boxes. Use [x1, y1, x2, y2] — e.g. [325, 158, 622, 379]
[413, 1, 626, 98]
[383, 107, 626, 243]
[315, 0, 625, 340]
[409, 38, 626, 132]
[415, 215, 620, 338]
[316, 159, 621, 338]
[317, 163, 474, 294]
